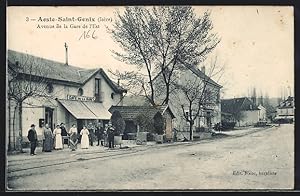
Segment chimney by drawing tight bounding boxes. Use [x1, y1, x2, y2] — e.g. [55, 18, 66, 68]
[64, 42, 68, 65]
[201, 66, 205, 74]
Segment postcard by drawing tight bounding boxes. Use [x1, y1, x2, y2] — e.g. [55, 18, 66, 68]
[6, 6, 294, 191]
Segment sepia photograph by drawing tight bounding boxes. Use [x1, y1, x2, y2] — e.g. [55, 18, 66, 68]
[6, 5, 294, 191]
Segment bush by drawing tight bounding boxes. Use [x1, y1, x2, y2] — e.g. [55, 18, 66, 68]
[254, 121, 267, 127]
[221, 121, 236, 130]
[213, 123, 222, 131]
[153, 112, 165, 135]
[110, 110, 125, 136]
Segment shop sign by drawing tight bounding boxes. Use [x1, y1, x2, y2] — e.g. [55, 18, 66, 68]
[67, 94, 96, 102]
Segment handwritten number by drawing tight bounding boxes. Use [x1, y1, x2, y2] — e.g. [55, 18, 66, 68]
[92, 30, 98, 39]
[79, 30, 98, 41]
[26, 17, 29, 22]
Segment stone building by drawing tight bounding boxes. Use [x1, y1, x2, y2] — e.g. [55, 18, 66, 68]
[7, 50, 126, 150]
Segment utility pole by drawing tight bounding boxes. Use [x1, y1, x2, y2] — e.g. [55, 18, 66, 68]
[64, 42, 68, 65]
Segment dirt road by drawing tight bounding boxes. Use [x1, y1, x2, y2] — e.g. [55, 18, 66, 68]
[7, 124, 294, 191]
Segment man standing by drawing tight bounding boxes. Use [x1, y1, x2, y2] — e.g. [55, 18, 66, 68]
[95, 122, 104, 146]
[27, 124, 38, 156]
[88, 122, 95, 146]
[60, 123, 69, 147]
[60, 123, 68, 136]
[107, 122, 115, 149]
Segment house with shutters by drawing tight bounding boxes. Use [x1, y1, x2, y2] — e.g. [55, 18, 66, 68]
[7, 49, 126, 149]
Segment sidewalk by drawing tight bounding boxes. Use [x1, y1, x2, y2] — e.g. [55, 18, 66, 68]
[7, 140, 158, 161]
[7, 126, 274, 162]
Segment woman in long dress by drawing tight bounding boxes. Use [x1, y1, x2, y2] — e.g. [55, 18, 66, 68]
[69, 124, 78, 151]
[80, 125, 89, 149]
[53, 124, 63, 150]
[42, 123, 53, 152]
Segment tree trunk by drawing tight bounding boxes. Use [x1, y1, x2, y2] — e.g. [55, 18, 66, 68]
[18, 102, 24, 152]
[189, 121, 193, 141]
[12, 104, 18, 151]
[163, 83, 170, 105]
[8, 99, 11, 151]
[189, 102, 193, 141]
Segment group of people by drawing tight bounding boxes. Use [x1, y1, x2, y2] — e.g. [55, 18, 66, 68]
[27, 122, 116, 156]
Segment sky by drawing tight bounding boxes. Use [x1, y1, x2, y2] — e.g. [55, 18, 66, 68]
[7, 6, 294, 99]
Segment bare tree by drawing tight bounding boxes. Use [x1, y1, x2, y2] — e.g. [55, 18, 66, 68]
[8, 53, 52, 152]
[173, 58, 223, 140]
[108, 6, 220, 105]
[108, 69, 152, 99]
[108, 7, 156, 105]
[252, 87, 257, 105]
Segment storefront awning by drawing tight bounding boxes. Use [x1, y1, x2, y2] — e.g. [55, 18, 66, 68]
[83, 101, 111, 120]
[58, 99, 111, 120]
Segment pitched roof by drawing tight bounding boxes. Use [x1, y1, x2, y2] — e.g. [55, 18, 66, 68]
[152, 64, 222, 88]
[185, 65, 222, 88]
[122, 96, 152, 106]
[277, 96, 294, 109]
[221, 97, 259, 114]
[108, 105, 175, 120]
[7, 49, 126, 93]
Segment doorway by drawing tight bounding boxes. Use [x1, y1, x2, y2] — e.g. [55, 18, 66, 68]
[45, 107, 54, 130]
[77, 119, 83, 143]
[77, 119, 83, 134]
[206, 112, 212, 128]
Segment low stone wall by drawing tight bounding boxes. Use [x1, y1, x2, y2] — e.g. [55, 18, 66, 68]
[177, 131, 212, 141]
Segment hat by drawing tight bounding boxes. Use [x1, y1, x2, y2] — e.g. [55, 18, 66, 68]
[31, 124, 35, 127]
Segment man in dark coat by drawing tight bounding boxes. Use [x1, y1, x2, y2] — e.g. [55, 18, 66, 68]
[60, 123, 68, 136]
[88, 122, 95, 146]
[107, 122, 115, 149]
[60, 123, 69, 146]
[95, 122, 104, 146]
[27, 124, 38, 156]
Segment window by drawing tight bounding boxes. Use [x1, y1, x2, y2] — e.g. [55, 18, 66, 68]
[78, 88, 83, 96]
[95, 78, 101, 95]
[111, 93, 114, 99]
[46, 83, 54, 94]
[95, 78, 102, 102]
[216, 92, 220, 103]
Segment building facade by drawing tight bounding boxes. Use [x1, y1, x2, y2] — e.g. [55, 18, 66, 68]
[221, 97, 261, 126]
[153, 65, 222, 136]
[275, 96, 294, 123]
[7, 50, 126, 150]
[257, 104, 267, 121]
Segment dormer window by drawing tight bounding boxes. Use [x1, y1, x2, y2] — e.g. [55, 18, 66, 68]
[78, 88, 84, 96]
[46, 83, 54, 94]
